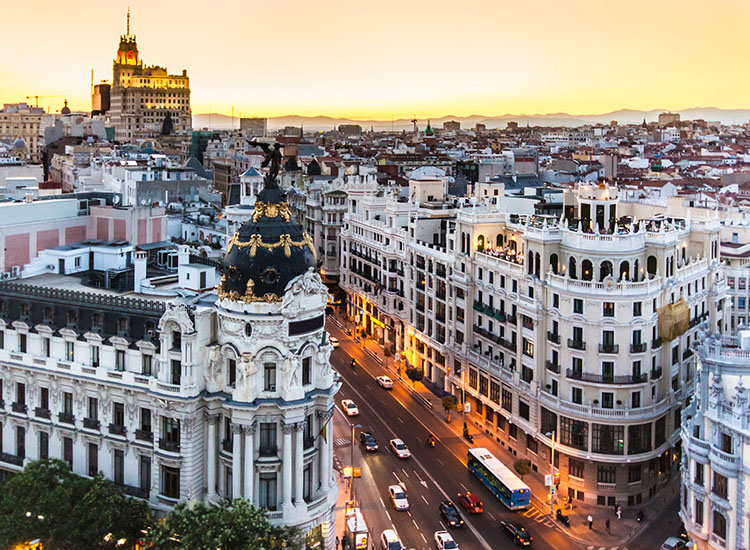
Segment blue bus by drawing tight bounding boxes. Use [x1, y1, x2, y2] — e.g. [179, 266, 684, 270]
[467, 447, 531, 510]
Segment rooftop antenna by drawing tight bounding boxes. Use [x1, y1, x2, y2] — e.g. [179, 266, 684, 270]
[126, 7, 130, 36]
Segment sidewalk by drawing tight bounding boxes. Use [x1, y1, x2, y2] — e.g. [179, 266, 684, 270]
[337, 315, 680, 548]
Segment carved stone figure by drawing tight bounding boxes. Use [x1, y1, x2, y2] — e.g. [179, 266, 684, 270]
[317, 345, 333, 377]
[250, 140, 283, 189]
[238, 353, 257, 393]
[205, 345, 221, 384]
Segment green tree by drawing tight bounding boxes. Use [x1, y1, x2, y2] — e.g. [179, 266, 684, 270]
[442, 395, 456, 422]
[405, 367, 424, 386]
[143, 499, 303, 550]
[0, 459, 150, 550]
[514, 459, 532, 479]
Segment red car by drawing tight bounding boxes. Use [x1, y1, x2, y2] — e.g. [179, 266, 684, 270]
[457, 492, 483, 514]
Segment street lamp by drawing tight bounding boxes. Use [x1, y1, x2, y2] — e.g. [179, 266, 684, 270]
[350, 423, 362, 500]
[545, 431, 556, 517]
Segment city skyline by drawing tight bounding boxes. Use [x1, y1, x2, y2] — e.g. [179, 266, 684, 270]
[2, 0, 750, 118]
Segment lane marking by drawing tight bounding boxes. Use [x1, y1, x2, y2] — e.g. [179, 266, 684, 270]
[336, 369, 493, 550]
[421, 494, 429, 505]
[385, 510, 392, 522]
[487, 512, 495, 521]
[379, 497, 385, 508]
[460, 483, 469, 492]
[439, 521, 447, 530]
[412, 519, 419, 529]
[407, 511, 412, 517]
[420, 533, 427, 543]
[401, 468, 409, 478]
[393, 472, 402, 484]
[397, 417, 404, 424]
[436, 458, 444, 466]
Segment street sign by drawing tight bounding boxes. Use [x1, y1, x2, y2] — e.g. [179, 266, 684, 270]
[353, 467, 362, 478]
[395, 353, 401, 362]
[463, 402, 471, 413]
[544, 474, 553, 486]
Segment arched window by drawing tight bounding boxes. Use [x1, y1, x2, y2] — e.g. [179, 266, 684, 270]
[528, 252, 534, 275]
[496, 234, 503, 247]
[509, 239, 517, 252]
[619, 261, 630, 281]
[534, 252, 541, 278]
[713, 510, 727, 540]
[476, 235, 485, 251]
[550, 254, 559, 275]
[634, 259, 640, 281]
[582, 259, 593, 281]
[600, 261, 613, 281]
[568, 257, 577, 279]
[647, 255, 657, 276]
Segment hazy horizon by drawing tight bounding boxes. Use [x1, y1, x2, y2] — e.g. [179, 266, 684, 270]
[3, 1, 749, 118]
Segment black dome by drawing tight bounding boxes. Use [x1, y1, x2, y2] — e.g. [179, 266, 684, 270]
[218, 187, 316, 303]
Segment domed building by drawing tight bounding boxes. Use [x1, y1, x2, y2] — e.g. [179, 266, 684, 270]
[206, 168, 340, 547]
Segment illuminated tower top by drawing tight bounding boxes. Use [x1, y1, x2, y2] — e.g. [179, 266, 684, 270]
[115, 8, 140, 67]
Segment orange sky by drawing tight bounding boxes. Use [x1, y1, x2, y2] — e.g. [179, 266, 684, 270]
[1, 0, 749, 118]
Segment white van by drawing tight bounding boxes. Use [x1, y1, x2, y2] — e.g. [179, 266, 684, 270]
[380, 529, 404, 550]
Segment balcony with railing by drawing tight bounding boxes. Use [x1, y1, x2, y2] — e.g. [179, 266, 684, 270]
[684, 349, 694, 360]
[710, 445, 740, 472]
[259, 445, 278, 458]
[546, 360, 561, 374]
[547, 332, 560, 344]
[599, 343, 619, 354]
[11, 402, 27, 414]
[58, 412, 75, 425]
[652, 338, 662, 350]
[35, 407, 50, 419]
[135, 429, 153, 442]
[566, 369, 648, 385]
[158, 439, 180, 453]
[568, 339, 586, 351]
[0, 452, 24, 466]
[651, 367, 663, 380]
[630, 342, 647, 353]
[109, 423, 127, 436]
[83, 418, 100, 430]
[116, 483, 150, 499]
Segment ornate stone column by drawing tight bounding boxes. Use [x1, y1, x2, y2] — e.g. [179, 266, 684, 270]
[282, 422, 293, 509]
[243, 423, 256, 500]
[205, 413, 220, 499]
[232, 424, 242, 499]
[294, 422, 305, 504]
[318, 409, 333, 490]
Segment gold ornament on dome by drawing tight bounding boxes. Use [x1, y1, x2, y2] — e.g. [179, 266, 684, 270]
[217, 275, 281, 303]
[225, 231, 314, 258]
[252, 201, 291, 222]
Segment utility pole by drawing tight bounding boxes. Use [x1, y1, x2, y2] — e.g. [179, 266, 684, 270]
[546, 430, 556, 517]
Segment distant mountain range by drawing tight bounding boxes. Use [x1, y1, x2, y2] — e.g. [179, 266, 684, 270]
[192, 108, 750, 132]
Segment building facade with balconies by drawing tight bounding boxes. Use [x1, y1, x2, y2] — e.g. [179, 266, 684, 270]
[0, 180, 339, 548]
[340, 180, 728, 507]
[680, 331, 750, 550]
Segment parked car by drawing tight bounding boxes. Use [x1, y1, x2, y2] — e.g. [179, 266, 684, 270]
[390, 438, 411, 458]
[381, 529, 404, 550]
[359, 431, 378, 452]
[434, 530, 458, 550]
[329, 336, 339, 348]
[456, 492, 483, 514]
[342, 399, 359, 416]
[388, 485, 409, 510]
[438, 500, 464, 528]
[377, 375, 394, 389]
[500, 521, 532, 546]
[661, 538, 690, 550]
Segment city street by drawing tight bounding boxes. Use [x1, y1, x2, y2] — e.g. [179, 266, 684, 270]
[328, 321, 573, 550]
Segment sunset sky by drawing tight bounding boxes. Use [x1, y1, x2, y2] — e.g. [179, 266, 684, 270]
[2, 0, 749, 118]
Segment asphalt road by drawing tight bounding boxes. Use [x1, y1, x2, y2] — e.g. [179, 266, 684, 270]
[328, 321, 572, 550]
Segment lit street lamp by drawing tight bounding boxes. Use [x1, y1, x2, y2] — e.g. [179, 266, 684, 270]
[350, 423, 362, 500]
[545, 431, 556, 517]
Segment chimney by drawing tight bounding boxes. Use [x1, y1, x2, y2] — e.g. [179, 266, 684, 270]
[25, 193, 33, 203]
[177, 244, 191, 267]
[134, 250, 147, 293]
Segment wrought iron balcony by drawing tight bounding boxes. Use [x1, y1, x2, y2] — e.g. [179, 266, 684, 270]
[566, 368, 648, 385]
[158, 439, 180, 453]
[135, 429, 153, 442]
[83, 418, 100, 430]
[109, 424, 127, 436]
[599, 343, 619, 354]
[547, 332, 561, 344]
[568, 339, 586, 351]
[58, 412, 75, 424]
[630, 342, 647, 353]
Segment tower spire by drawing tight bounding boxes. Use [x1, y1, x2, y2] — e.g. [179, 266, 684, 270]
[126, 7, 130, 36]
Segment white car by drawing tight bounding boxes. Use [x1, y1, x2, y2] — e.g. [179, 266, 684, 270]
[342, 399, 359, 417]
[390, 438, 411, 458]
[329, 336, 339, 348]
[434, 530, 458, 550]
[388, 484, 409, 510]
[377, 375, 394, 389]
[381, 529, 405, 550]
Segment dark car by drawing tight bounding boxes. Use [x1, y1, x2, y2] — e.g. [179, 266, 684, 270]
[360, 432, 378, 452]
[438, 500, 464, 528]
[500, 521, 532, 547]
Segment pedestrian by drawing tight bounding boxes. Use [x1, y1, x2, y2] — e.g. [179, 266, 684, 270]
[335, 536, 340, 550]
[617, 507, 622, 520]
[588, 514, 593, 530]
[605, 519, 611, 534]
